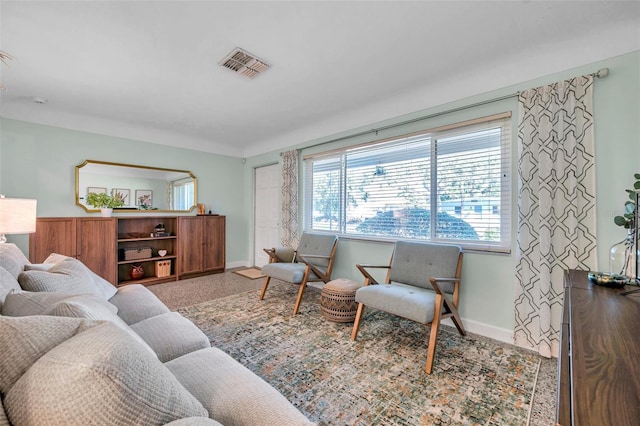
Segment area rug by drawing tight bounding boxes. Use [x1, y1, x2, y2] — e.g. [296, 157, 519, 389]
[232, 267, 264, 279]
[179, 282, 541, 425]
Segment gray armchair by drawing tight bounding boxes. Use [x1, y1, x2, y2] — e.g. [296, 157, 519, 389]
[350, 241, 464, 374]
[259, 233, 338, 315]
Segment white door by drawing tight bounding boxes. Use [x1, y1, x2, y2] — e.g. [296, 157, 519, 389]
[254, 164, 280, 267]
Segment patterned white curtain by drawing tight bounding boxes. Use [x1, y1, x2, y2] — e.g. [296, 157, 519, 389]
[515, 76, 597, 357]
[280, 149, 299, 248]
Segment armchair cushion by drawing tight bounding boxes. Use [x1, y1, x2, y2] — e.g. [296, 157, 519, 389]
[355, 283, 437, 324]
[296, 233, 338, 268]
[389, 241, 461, 293]
[261, 262, 309, 284]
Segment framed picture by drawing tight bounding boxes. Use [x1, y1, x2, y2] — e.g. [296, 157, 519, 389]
[112, 188, 130, 205]
[135, 189, 153, 209]
[87, 187, 107, 195]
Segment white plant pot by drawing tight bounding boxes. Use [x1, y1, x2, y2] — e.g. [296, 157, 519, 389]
[100, 208, 113, 217]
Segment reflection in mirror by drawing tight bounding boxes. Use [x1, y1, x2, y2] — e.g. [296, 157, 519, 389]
[75, 160, 197, 213]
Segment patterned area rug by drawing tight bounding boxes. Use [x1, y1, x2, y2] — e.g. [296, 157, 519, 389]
[179, 282, 541, 425]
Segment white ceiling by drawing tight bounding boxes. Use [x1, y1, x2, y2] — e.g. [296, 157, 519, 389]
[1, 1, 639, 158]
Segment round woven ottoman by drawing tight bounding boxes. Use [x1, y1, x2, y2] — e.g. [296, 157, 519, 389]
[320, 278, 361, 322]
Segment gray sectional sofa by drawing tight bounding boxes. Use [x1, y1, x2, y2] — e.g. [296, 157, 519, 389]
[0, 243, 313, 426]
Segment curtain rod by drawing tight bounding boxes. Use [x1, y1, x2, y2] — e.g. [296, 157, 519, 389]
[304, 67, 609, 151]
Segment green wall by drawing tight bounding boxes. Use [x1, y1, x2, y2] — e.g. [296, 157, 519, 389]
[0, 120, 248, 265]
[1, 50, 638, 340]
[244, 51, 640, 340]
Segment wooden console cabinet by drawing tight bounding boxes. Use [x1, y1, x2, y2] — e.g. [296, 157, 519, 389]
[177, 215, 225, 278]
[30, 217, 117, 284]
[30, 215, 225, 287]
[557, 269, 640, 425]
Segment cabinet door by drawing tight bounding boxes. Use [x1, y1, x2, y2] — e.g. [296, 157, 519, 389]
[178, 216, 204, 275]
[203, 216, 225, 271]
[76, 218, 117, 284]
[29, 218, 77, 263]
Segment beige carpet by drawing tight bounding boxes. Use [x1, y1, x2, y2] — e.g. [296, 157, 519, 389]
[232, 267, 265, 279]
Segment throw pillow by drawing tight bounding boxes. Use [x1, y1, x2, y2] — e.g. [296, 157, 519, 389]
[18, 256, 117, 300]
[2, 291, 81, 317]
[0, 243, 30, 279]
[0, 266, 22, 311]
[43, 294, 155, 356]
[0, 315, 100, 394]
[46, 254, 118, 300]
[23, 263, 55, 271]
[3, 321, 208, 425]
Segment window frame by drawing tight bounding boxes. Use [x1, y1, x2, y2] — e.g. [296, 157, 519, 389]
[302, 112, 512, 253]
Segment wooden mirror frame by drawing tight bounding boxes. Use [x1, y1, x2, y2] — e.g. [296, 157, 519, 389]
[75, 160, 197, 213]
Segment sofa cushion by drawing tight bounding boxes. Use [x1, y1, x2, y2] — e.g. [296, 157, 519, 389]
[167, 347, 313, 426]
[109, 283, 170, 325]
[0, 315, 100, 395]
[0, 243, 30, 279]
[43, 293, 156, 356]
[131, 312, 211, 362]
[3, 319, 208, 425]
[2, 291, 83, 316]
[18, 255, 117, 300]
[0, 266, 22, 311]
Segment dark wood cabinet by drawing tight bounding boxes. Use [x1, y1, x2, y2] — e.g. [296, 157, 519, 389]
[178, 215, 225, 278]
[30, 217, 117, 284]
[557, 269, 640, 425]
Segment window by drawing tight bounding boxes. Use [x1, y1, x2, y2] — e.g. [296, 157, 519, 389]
[303, 113, 511, 252]
[171, 179, 195, 210]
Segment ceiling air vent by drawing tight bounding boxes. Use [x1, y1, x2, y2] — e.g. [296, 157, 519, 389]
[219, 48, 270, 79]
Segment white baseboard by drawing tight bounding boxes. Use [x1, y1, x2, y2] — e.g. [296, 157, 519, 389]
[226, 260, 251, 269]
[442, 317, 513, 345]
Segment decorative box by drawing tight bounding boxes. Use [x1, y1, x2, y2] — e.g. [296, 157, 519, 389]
[120, 247, 152, 261]
[155, 260, 172, 278]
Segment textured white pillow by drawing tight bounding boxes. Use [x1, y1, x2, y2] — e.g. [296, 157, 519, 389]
[2, 291, 80, 317]
[0, 267, 22, 311]
[18, 256, 117, 300]
[44, 294, 155, 356]
[0, 315, 100, 395]
[3, 320, 208, 425]
[23, 263, 55, 272]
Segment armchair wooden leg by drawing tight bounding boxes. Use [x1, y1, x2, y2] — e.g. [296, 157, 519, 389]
[425, 295, 445, 374]
[446, 298, 466, 336]
[351, 303, 365, 340]
[293, 268, 311, 315]
[259, 276, 271, 300]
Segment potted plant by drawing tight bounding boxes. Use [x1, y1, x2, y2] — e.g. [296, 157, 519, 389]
[85, 192, 125, 217]
[610, 173, 640, 277]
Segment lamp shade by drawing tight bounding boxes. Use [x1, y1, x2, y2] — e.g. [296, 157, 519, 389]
[0, 198, 37, 235]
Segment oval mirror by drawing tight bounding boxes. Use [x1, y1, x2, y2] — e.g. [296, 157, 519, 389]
[75, 160, 197, 213]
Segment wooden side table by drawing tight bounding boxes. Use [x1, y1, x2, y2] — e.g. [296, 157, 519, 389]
[320, 278, 361, 322]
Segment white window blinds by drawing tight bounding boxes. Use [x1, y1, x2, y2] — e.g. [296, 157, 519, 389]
[303, 113, 512, 252]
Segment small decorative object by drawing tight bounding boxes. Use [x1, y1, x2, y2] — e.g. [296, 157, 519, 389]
[111, 188, 130, 206]
[130, 264, 144, 280]
[588, 272, 629, 288]
[197, 203, 205, 215]
[611, 173, 640, 280]
[158, 249, 167, 257]
[155, 260, 171, 278]
[85, 191, 125, 217]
